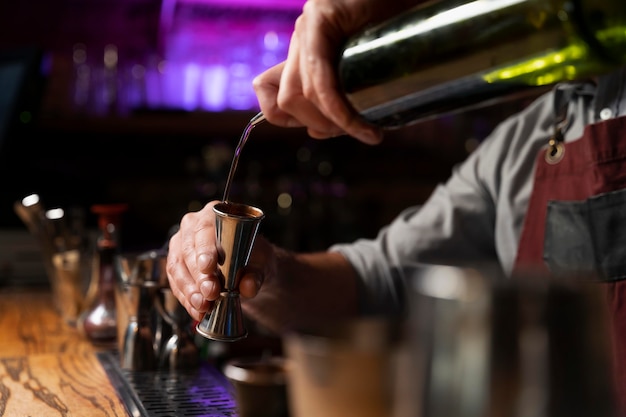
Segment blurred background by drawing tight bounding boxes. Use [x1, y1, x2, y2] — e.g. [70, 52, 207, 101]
[0, 0, 537, 282]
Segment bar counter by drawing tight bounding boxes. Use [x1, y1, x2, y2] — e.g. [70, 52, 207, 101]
[0, 286, 129, 416]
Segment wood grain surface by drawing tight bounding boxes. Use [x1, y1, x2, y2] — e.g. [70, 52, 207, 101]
[0, 287, 128, 416]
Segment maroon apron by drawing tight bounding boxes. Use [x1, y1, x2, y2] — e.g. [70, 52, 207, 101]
[514, 115, 626, 412]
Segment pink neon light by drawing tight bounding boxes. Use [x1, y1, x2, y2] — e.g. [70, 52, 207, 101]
[175, 0, 304, 10]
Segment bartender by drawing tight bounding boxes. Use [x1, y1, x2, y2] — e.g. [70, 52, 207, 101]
[166, 0, 626, 412]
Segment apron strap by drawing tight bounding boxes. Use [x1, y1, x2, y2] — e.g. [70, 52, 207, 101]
[545, 84, 574, 164]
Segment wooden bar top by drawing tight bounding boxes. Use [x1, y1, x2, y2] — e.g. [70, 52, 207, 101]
[0, 286, 129, 416]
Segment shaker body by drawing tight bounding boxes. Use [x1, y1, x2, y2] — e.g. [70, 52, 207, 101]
[339, 0, 626, 128]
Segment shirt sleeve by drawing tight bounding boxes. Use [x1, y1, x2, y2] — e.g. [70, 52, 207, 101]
[330, 86, 572, 316]
[330, 145, 500, 315]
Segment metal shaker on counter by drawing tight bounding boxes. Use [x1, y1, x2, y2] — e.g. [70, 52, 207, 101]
[115, 248, 198, 371]
[339, 0, 626, 128]
[13, 195, 88, 325]
[115, 250, 162, 370]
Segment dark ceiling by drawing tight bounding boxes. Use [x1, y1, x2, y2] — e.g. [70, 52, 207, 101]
[0, 0, 161, 54]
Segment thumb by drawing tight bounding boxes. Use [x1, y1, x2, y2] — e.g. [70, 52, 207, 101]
[239, 270, 263, 299]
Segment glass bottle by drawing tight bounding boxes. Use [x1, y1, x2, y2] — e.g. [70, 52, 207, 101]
[78, 203, 127, 348]
[339, 0, 626, 128]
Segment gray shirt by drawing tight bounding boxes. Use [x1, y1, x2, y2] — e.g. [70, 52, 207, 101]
[331, 66, 626, 314]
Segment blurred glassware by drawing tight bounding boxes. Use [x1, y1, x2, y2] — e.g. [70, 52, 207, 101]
[51, 249, 83, 326]
[224, 355, 289, 417]
[14, 195, 91, 325]
[78, 203, 127, 348]
[405, 265, 617, 417]
[283, 266, 617, 417]
[115, 248, 198, 371]
[284, 317, 403, 417]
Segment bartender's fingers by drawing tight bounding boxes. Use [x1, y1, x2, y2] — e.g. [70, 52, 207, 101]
[238, 236, 274, 299]
[254, 48, 342, 139]
[167, 231, 211, 321]
[239, 271, 263, 299]
[275, 28, 347, 139]
[166, 201, 221, 321]
[186, 201, 221, 301]
[296, 7, 383, 145]
[253, 62, 303, 128]
[253, 28, 380, 143]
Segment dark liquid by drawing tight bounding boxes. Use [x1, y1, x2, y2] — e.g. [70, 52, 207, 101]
[215, 201, 264, 219]
[222, 113, 265, 202]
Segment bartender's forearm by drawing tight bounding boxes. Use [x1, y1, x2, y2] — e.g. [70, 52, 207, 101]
[243, 244, 360, 333]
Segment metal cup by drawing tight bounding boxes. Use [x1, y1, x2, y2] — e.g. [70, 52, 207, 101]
[196, 202, 264, 342]
[115, 249, 168, 371]
[224, 355, 289, 417]
[284, 318, 403, 417]
[404, 265, 617, 417]
[49, 249, 84, 326]
[157, 287, 199, 370]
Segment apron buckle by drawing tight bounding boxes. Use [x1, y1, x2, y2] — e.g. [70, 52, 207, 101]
[545, 135, 565, 164]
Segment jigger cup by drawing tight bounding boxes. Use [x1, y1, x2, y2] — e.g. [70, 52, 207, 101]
[196, 202, 264, 342]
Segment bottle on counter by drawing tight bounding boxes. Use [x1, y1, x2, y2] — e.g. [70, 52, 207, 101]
[78, 203, 128, 348]
[339, 0, 626, 128]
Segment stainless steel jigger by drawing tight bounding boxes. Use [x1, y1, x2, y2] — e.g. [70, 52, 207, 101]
[196, 202, 264, 342]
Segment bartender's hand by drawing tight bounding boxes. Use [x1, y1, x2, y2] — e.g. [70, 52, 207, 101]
[166, 201, 274, 322]
[167, 201, 360, 332]
[253, 0, 418, 145]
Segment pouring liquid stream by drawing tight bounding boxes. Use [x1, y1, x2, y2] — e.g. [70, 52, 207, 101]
[222, 112, 266, 203]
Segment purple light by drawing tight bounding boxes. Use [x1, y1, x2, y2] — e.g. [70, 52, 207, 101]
[67, 1, 304, 115]
[200, 65, 229, 110]
[186, 363, 237, 415]
[176, 0, 304, 10]
[154, 0, 302, 112]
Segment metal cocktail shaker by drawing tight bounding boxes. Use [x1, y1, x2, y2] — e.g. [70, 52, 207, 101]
[115, 250, 165, 371]
[339, 0, 626, 128]
[115, 249, 198, 371]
